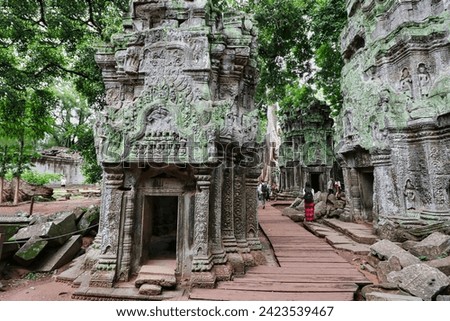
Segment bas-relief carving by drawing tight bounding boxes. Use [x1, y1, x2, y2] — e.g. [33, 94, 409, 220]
[404, 179, 417, 210]
[339, 0, 450, 220]
[91, 0, 262, 290]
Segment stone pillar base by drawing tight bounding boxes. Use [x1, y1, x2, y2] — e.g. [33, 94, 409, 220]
[190, 271, 217, 289]
[212, 250, 228, 265]
[89, 270, 115, 288]
[251, 250, 266, 265]
[213, 262, 234, 281]
[227, 252, 245, 275]
[241, 251, 255, 268]
[83, 243, 101, 270]
[248, 237, 262, 251]
[192, 255, 214, 272]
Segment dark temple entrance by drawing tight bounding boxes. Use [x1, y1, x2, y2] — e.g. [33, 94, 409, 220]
[310, 173, 321, 193]
[143, 196, 178, 261]
[359, 170, 374, 221]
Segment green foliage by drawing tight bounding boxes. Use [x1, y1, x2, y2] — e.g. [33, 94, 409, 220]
[239, 0, 347, 117]
[76, 127, 102, 184]
[0, 0, 129, 184]
[5, 170, 61, 186]
[22, 170, 62, 186]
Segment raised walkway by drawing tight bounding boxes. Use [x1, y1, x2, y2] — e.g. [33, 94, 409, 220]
[189, 202, 371, 301]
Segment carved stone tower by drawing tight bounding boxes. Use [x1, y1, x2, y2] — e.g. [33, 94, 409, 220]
[278, 100, 334, 195]
[87, 0, 263, 291]
[338, 0, 450, 224]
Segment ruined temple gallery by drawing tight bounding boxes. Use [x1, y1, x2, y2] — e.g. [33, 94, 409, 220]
[80, 0, 450, 295]
[337, 0, 450, 226]
[85, 0, 264, 290]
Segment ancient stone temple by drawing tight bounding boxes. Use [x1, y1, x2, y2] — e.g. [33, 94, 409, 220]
[278, 100, 334, 195]
[338, 0, 450, 224]
[86, 0, 263, 291]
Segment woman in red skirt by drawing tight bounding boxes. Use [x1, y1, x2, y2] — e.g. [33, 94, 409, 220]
[303, 182, 315, 222]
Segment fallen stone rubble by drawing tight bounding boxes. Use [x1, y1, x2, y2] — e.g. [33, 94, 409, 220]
[0, 205, 99, 277]
[282, 197, 450, 301]
[364, 232, 450, 301]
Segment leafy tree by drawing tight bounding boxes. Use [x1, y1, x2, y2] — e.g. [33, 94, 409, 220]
[220, 0, 347, 116]
[0, 143, 12, 203]
[0, 0, 129, 188]
[309, 0, 347, 115]
[46, 80, 92, 149]
[0, 89, 53, 203]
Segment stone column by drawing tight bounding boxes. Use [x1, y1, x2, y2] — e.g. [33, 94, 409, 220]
[245, 167, 264, 265]
[349, 167, 362, 221]
[221, 167, 238, 251]
[191, 171, 216, 288]
[221, 165, 245, 274]
[234, 166, 254, 267]
[117, 188, 135, 282]
[210, 167, 232, 281]
[372, 151, 400, 221]
[89, 165, 124, 288]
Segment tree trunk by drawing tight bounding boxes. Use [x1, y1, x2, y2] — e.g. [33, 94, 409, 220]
[0, 176, 3, 204]
[13, 176, 20, 205]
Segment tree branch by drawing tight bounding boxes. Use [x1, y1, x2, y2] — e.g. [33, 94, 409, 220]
[38, 0, 48, 27]
[86, 0, 102, 34]
[32, 63, 91, 79]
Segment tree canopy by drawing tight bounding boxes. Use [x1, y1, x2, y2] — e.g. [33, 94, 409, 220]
[0, 0, 129, 187]
[227, 0, 347, 117]
[0, 0, 347, 190]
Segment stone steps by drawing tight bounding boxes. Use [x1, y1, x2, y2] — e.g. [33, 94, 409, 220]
[303, 220, 376, 256]
[322, 218, 379, 245]
[134, 263, 177, 296]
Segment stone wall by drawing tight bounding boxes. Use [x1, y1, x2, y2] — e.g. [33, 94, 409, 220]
[33, 155, 84, 186]
[338, 0, 450, 222]
[88, 0, 263, 290]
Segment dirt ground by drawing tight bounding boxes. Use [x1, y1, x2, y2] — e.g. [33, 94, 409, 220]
[0, 197, 101, 216]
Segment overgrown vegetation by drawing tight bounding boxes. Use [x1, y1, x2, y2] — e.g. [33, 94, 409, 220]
[0, 0, 129, 198]
[216, 0, 347, 118]
[5, 170, 61, 186]
[1, 1, 348, 197]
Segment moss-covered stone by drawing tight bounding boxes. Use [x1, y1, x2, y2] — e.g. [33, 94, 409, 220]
[14, 236, 48, 266]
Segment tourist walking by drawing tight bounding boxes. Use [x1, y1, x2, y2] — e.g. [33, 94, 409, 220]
[327, 177, 334, 195]
[257, 181, 270, 209]
[257, 182, 265, 209]
[303, 182, 315, 222]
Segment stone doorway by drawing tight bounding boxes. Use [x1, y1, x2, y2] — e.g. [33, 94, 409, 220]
[142, 196, 179, 261]
[310, 173, 321, 192]
[359, 170, 374, 221]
